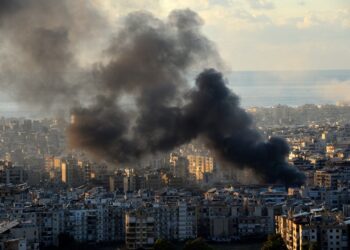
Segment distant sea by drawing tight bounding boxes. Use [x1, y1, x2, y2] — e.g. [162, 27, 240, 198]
[1, 70, 350, 117]
[227, 70, 350, 107]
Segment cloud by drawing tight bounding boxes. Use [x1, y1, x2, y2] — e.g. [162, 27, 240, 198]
[234, 9, 272, 24]
[247, 0, 275, 10]
[1, 0, 349, 72]
[294, 9, 350, 30]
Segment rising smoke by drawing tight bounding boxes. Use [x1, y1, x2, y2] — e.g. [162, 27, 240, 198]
[0, 2, 305, 185]
[0, 0, 105, 112]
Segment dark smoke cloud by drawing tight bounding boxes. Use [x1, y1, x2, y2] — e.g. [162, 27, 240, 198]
[69, 10, 304, 185]
[184, 70, 305, 185]
[0, 1, 304, 185]
[69, 9, 221, 161]
[0, 0, 105, 112]
[15, 27, 76, 107]
[99, 9, 221, 94]
[69, 96, 134, 162]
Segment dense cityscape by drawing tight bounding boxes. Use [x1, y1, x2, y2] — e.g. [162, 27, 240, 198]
[1, 0, 349, 250]
[0, 104, 349, 250]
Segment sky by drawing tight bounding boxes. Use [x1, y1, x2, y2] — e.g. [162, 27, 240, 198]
[1, 0, 350, 115]
[90, 0, 350, 71]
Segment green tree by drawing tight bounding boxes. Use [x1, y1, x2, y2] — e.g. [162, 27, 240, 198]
[261, 234, 287, 250]
[183, 237, 214, 250]
[153, 239, 175, 250]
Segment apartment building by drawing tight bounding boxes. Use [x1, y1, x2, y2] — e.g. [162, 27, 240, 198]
[276, 212, 349, 250]
[125, 209, 155, 250]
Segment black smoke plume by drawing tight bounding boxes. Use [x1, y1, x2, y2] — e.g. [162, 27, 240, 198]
[69, 9, 222, 161]
[68, 10, 304, 185]
[0, 2, 305, 185]
[184, 70, 305, 185]
[70, 68, 305, 186]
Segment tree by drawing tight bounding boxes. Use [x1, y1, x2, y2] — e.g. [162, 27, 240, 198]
[153, 239, 175, 250]
[261, 234, 287, 250]
[183, 238, 214, 250]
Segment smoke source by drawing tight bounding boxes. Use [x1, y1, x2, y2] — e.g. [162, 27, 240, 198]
[0, 2, 305, 186]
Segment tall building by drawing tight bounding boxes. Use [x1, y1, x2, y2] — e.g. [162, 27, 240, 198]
[187, 155, 214, 181]
[177, 201, 197, 240]
[170, 155, 189, 179]
[125, 209, 155, 250]
[46, 156, 61, 182]
[61, 156, 84, 187]
[109, 170, 126, 192]
[145, 173, 163, 191]
[82, 161, 92, 183]
[275, 212, 349, 250]
[0, 161, 26, 185]
[123, 175, 146, 192]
